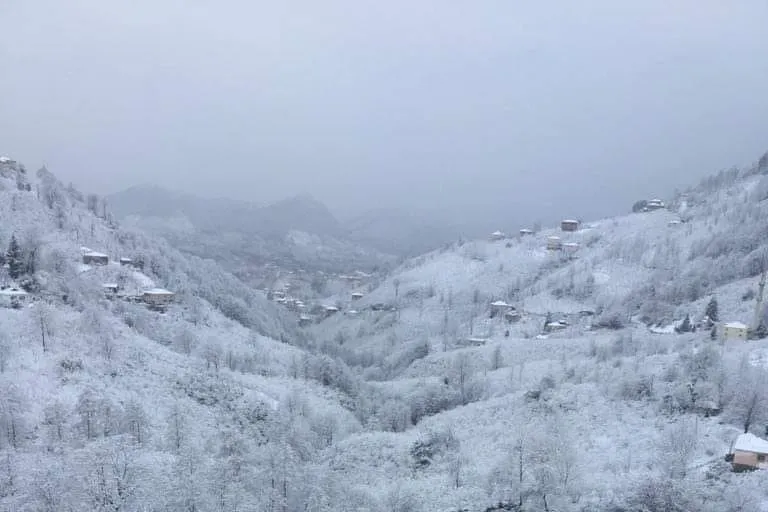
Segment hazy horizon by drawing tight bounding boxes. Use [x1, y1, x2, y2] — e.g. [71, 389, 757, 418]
[2, 1, 767, 229]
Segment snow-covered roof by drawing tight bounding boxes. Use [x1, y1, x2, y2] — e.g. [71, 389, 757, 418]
[725, 321, 748, 330]
[119, 257, 133, 261]
[0, 156, 12, 163]
[324, 305, 339, 311]
[491, 230, 504, 236]
[351, 292, 364, 297]
[84, 251, 108, 258]
[734, 433, 768, 454]
[102, 283, 118, 288]
[491, 300, 510, 307]
[143, 288, 174, 295]
[0, 288, 28, 296]
[562, 219, 579, 223]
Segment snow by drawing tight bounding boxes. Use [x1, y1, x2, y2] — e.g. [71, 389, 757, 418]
[0, 156, 12, 163]
[734, 433, 768, 454]
[725, 321, 748, 329]
[83, 251, 108, 257]
[490, 300, 510, 307]
[0, 288, 28, 296]
[143, 287, 173, 295]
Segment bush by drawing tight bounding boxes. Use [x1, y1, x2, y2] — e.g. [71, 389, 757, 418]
[619, 375, 654, 401]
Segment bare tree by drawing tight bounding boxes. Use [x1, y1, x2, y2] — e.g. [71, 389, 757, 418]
[0, 331, 11, 373]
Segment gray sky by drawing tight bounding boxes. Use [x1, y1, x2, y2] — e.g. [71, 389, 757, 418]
[1, 1, 767, 229]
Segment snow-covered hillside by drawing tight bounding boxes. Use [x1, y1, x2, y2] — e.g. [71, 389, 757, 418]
[300, 153, 768, 511]
[5, 153, 768, 511]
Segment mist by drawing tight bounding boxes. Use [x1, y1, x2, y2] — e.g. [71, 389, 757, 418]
[1, 0, 767, 229]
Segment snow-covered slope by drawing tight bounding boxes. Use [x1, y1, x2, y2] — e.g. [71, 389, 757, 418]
[5, 153, 768, 511]
[299, 153, 768, 511]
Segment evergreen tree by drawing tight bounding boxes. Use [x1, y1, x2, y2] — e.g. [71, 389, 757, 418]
[543, 312, 553, 333]
[705, 297, 719, 323]
[676, 314, 693, 334]
[6, 236, 24, 280]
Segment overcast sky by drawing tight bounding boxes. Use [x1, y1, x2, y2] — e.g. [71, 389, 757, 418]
[1, 1, 767, 229]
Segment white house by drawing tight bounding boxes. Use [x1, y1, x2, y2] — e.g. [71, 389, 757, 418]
[489, 230, 506, 241]
[142, 288, 175, 306]
[722, 321, 748, 341]
[83, 251, 109, 265]
[490, 300, 515, 316]
[0, 287, 28, 308]
[351, 292, 364, 301]
[519, 228, 534, 236]
[547, 236, 562, 251]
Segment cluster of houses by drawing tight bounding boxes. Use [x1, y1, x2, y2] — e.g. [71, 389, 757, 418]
[491, 219, 584, 258]
[81, 249, 175, 310]
[268, 285, 368, 327]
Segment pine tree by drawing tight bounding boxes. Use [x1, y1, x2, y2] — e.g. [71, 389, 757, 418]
[677, 314, 693, 334]
[705, 297, 719, 323]
[6, 236, 24, 280]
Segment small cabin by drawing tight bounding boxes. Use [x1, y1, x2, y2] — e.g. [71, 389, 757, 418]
[0, 287, 28, 308]
[545, 320, 568, 333]
[547, 236, 562, 251]
[142, 288, 175, 306]
[298, 315, 313, 327]
[119, 257, 134, 267]
[729, 433, 768, 471]
[646, 199, 666, 211]
[562, 242, 580, 258]
[322, 305, 340, 318]
[490, 231, 506, 242]
[519, 228, 534, 237]
[722, 321, 748, 341]
[504, 310, 521, 323]
[490, 300, 515, 317]
[561, 220, 580, 232]
[0, 156, 15, 165]
[668, 220, 682, 227]
[102, 283, 119, 297]
[351, 292, 364, 301]
[83, 252, 109, 265]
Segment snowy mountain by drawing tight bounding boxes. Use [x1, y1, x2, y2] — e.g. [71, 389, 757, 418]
[107, 185, 396, 280]
[5, 151, 768, 510]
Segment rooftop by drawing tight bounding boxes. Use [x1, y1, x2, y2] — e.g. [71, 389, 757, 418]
[734, 433, 768, 454]
[725, 321, 748, 329]
[84, 251, 108, 258]
[144, 288, 174, 295]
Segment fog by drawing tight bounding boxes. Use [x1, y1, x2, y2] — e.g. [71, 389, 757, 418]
[1, 1, 767, 229]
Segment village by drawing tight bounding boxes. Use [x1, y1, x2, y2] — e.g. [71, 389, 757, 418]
[1, 247, 176, 312]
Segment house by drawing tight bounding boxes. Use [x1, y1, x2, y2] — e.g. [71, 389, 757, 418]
[0, 156, 15, 165]
[646, 199, 666, 211]
[544, 320, 568, 333]
[668, 220, 682, 227]
[722, 321, 748, 341]
[504, 310, 521, 323]
[519, 228, 534, 237]
[561, 219, 580, 232]
[563, 242, 580, 255]
[546, 236, 562, 251]
[351, 292, 364, 301]
[298, 315, 313, 327]
[83, 251, 109, 265]
[119, 257, 134, 266]
[728, 433, 768, 471]
[0, 287, 28, 308]
[322, 305, 340, 318]
[102, 283, 119, 297]
[490, 230, 506, 242]
[142, 288, 175, 306]
[490, 300, 515, 317]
